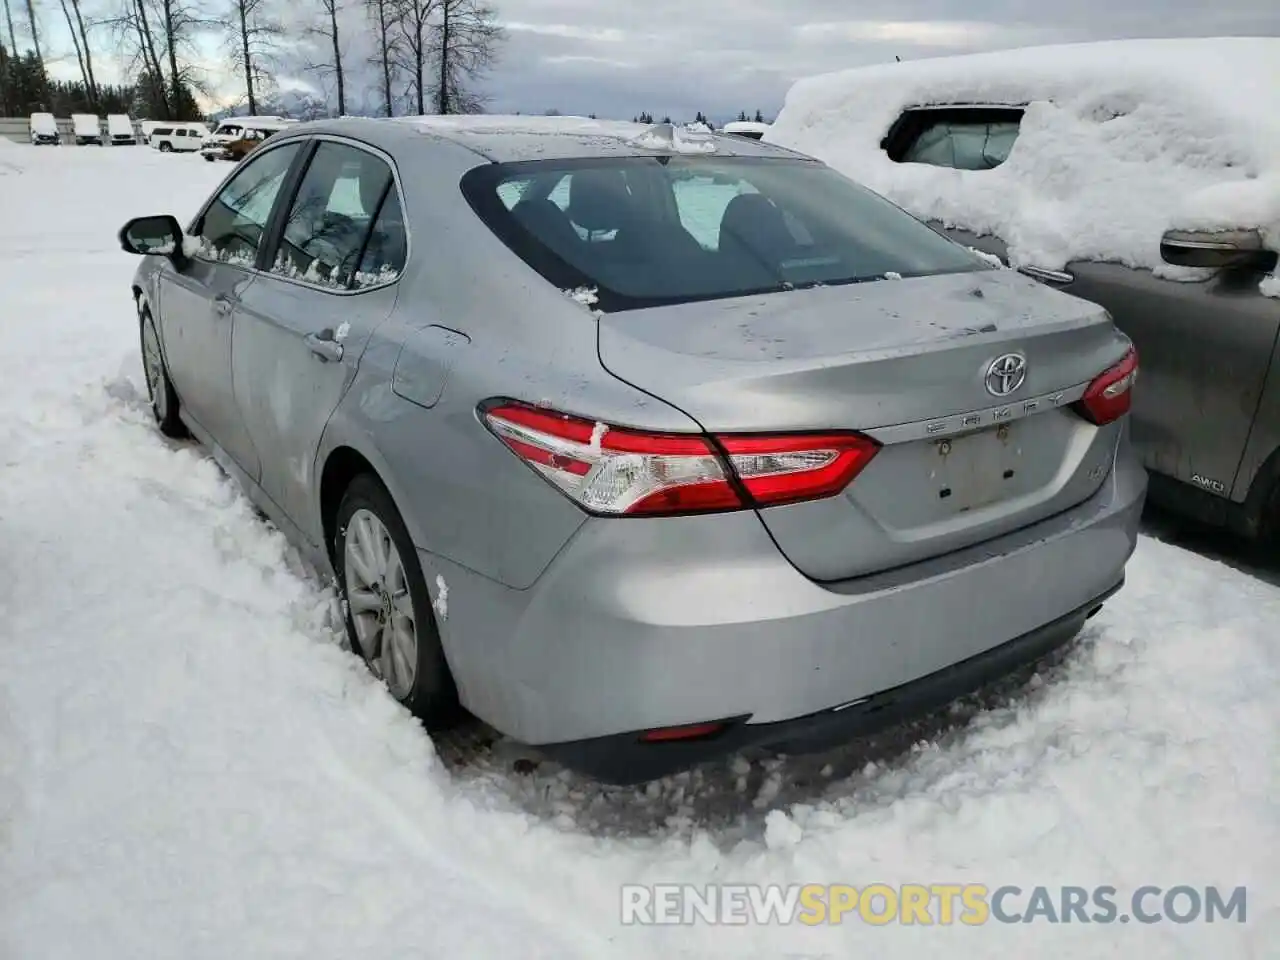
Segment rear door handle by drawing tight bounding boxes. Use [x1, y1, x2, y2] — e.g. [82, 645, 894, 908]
[1018, 264, 1074, 285]
[304, 330, 345, 363]
[213, 294, 234, 316]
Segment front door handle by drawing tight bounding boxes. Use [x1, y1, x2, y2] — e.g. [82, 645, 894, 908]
[304, 329, 345, 363]
[213, 294, 234, 316]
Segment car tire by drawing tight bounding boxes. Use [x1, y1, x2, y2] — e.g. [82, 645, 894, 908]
[203, 154, 214, 162]
[138, 304, 188, 439]
[158, 142, 172, 153]
[1261, 478, 1280, 545]
[334, 474, 460, 727]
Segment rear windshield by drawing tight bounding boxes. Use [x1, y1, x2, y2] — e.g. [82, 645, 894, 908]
[461, 156, 989, 312]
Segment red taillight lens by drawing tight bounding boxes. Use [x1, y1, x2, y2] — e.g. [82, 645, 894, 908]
[639, 721, 727, 742]
[1076, 347, 1139, 426]
[483, 402, 879, 516]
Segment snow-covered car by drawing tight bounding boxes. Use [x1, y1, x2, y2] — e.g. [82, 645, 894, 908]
[106, 114, 137, 145]
[149, 124, 207, 152]
[28, 112, 59, 146]
[115, 116, 1145, 783]
[770, 37, 1280, 543]
[71, 113, 102, 146]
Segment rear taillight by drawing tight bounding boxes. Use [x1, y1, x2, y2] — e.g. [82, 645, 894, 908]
[483, 402, 879, 517]
[1076, 347, 1138, 426]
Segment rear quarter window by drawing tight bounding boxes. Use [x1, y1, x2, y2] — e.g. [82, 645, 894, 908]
[882, 107, 1025, 170]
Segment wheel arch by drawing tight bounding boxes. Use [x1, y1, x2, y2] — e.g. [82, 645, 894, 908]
[319, 445, 381, 562]
[1243, 442, 1280, 540]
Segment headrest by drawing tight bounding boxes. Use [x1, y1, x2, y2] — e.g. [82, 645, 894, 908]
[718, 193, 793, 252]
[567, 169, 636, 233]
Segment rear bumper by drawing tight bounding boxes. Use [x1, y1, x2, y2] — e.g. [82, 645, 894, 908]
[427, 426, 1147, 774]
[542, 580, 1120, 783]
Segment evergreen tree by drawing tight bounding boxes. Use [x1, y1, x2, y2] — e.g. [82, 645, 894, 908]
[737, 110, 747, 122]
[753, 109, 764, 123]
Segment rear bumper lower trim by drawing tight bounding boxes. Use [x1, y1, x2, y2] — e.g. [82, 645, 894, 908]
[539, 578, 1122, 784]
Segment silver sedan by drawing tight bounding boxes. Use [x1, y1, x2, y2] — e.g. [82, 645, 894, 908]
[119, 117, 1146, 783]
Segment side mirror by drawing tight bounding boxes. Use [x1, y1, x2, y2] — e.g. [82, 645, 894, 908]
[118, 214, 186, 263]
[1160, 228, 1273, 273]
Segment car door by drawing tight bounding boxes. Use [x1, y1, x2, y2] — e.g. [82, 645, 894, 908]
[232, 138, 407, 533]
[886, 106, 1280, 498]
[157, 140, 305, 480]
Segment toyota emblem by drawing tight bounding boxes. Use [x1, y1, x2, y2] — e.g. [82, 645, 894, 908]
[984, 353, 1027, 397]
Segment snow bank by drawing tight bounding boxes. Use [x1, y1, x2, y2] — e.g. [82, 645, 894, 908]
[769, 38, 1280, 294]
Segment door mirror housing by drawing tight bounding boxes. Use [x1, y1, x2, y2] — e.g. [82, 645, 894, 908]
[118, 214, 187, 264]
[1160, 228, 1274, 273]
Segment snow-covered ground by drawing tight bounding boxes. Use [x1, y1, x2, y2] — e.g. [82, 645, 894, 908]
[1, 143, 1277, 959]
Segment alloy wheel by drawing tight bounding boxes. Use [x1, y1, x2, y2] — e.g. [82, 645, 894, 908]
[343, 508, 419, 699]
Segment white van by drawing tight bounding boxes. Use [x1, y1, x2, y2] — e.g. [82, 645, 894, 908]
[149, 123, 208, 152]
[107, 114, 137, 145]
[71, 113, 103, 146]
[28, 112, 59, 145]
[199, 115, 296, 160]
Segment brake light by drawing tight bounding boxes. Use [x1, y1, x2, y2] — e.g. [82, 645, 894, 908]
[483, 402, 879, 516]
[1076, 347, 1139, 426]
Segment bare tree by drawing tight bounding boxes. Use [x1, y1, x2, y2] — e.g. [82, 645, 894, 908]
[227, 0, 280, 114]
[365, 0, 395, 116]
[303, 0, 343, 115]
[4, 0, 18, 52]
[391, 0, 434, 115]
[429, 0, 501, 114]
[55, 0, 98, 104]
[67, 0, 96, 100]
[22, 0, 41, 60]
[101, 0, 209, 118]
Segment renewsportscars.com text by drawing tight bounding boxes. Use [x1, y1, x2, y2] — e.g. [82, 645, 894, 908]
[620, 883, 1247, 926]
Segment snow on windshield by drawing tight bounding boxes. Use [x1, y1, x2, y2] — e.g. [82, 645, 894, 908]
[769, 38, 1280, 295]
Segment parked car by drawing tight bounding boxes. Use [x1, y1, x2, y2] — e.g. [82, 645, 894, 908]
[107, 114, 137, 145]
[117, 117, 1145, 783]
[149, 123, 207, 152]
[721, 120, 770, 141]
[28, 112, 59, 145]
[768, 38, 1280, 542]
[71, 113, 103, 146]
[200, 116, 296, 161]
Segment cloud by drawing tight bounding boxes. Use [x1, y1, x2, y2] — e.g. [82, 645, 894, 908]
[23, 0, 1280, 122]
[793, 20, 1046, 48]
[503, 22, 628, 43]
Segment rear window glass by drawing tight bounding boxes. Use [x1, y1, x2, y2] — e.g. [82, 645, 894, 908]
[462, 157, 988, 313]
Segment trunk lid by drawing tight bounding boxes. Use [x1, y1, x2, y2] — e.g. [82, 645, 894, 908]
[597, 268, 1132, 581]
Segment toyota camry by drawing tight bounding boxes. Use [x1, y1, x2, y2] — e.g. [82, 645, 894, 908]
[118, 117, 1146, 783]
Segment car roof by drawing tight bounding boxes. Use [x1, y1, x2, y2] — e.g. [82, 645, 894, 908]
[267, 115, 814, 164]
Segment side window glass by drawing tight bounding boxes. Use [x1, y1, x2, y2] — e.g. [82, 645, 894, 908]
[353, 189, 407, 287]
[902, 119, 1022, 170]
[270, 142, 394, 289]
[194, 143, 301, 266]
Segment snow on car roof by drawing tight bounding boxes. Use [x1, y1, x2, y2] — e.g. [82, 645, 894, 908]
[769, 38, 1280, 293]
[390, 114, 797, 160]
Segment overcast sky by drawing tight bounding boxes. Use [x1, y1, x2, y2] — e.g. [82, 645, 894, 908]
[32, 0, 1280, 119]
